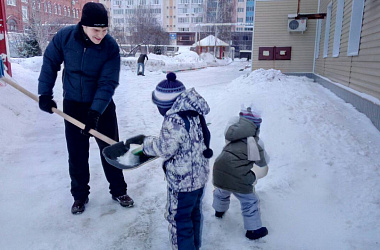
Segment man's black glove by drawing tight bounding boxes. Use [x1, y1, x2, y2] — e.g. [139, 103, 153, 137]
[81, 110, 101, 137]
[39, 95, 57, 114]
[125, 134, 146, 149]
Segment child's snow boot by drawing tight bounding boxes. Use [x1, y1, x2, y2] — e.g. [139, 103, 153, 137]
[215, 211, 225, 218]
[245, 227, 268, 240]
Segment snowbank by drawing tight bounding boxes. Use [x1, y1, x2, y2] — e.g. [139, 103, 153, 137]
[121, 50, 232, 73]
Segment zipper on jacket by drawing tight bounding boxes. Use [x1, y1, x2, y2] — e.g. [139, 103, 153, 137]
[80, 47, 87, 101]
[190, 118, 195, 187]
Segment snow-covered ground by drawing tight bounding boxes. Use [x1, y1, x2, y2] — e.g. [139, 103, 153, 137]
[1, 52, 379, 250]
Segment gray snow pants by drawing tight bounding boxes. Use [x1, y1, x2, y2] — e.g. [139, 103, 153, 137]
[212, 188, 263, 231]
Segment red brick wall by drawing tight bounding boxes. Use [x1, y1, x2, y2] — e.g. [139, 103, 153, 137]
[6, 0, 99, 32]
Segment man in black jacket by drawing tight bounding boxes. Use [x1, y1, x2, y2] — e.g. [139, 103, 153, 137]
[38, 2, 133, 214]
[137, 53, 148, 76]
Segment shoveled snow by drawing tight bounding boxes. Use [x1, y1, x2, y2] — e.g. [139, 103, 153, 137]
[117, 144, 142, 166]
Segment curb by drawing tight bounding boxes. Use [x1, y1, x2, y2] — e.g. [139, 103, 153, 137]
[162, 61, 233, 74]
[162, 66, 207, 73]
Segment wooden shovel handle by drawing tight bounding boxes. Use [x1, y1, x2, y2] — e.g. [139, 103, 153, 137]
[0, 75, 117, 145]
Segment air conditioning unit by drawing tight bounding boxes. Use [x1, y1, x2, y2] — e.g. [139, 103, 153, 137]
[288, 19, 307, 32]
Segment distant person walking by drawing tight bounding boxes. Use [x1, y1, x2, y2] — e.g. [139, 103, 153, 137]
[38, 2, 134, 215]
[137, 53, 148, 76]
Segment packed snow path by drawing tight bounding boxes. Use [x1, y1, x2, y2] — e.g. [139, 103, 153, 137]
[0, 58, 379, 250]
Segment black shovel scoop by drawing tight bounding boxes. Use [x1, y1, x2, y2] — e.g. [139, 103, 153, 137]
[102, 138, 158, 170]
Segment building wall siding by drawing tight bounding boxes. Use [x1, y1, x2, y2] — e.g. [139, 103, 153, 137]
[252, 0, 318, 73]
[315, 0, 380, 100]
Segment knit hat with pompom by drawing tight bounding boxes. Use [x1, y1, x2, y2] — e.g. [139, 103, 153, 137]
[152, 72, 186, 109]
[239, 107, 262, 129]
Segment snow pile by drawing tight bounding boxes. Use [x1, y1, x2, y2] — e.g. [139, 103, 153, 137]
[174, 50, 200, 63]
[200, 52, 232, 67]
[120, 50, 234, 73]
[10, 56, 43, 72]
[245, 68, 287, 82]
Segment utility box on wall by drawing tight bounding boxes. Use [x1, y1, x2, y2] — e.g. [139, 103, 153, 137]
[275, 47, 291, 60]
[258, 47, 274, 60]
[258, 46, 291, 60]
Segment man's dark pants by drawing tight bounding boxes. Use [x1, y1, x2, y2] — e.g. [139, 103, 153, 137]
[63, 99, 127, 201]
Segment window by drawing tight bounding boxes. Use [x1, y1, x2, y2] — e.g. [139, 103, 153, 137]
[22, 6, 28, 21]
[48, 2, 52, 14]
[54, 4, 57, 14]
[151, 0, 159, 4]
[126, 9, 135, 14]
[126, 0, 133, 4]
[8, 19, 17, 31]
[179, 35, 191, 41]
[114, 9, 123, 14]
[193, 7, 203, 13]
[7, 0, 16, 6]
[64, 6, 67, 16]
[179, 8, 188, 13]
[237, 18, 243, 23]
[237, 8, 244, 13]
[21, 0, 28, 3]
[114, 18, 124, 24]
[333, 0, 344, 57]
[347, 0, 365, 56]
[191, 17, 203, 23]
[323, 2, 332, 58]
[178, 17, 189, 23]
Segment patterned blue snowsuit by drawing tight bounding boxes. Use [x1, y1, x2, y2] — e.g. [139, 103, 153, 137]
[143, 88, 210, 250]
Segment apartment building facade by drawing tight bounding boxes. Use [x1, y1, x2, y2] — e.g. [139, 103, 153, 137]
[109, 0, 255, 51]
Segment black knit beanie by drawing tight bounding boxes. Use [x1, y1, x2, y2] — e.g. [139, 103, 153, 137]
[81, 2, 108, 27]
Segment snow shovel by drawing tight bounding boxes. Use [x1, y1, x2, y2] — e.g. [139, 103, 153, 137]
[0, 59, 158, 169]
[102, 138, 158, 170]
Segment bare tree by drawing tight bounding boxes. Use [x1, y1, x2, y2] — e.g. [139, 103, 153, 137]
[26, 6, 71, 54]
[125, 5, 168, 48]
[205, 0, 235, 43]
[8, 3, 72, 57]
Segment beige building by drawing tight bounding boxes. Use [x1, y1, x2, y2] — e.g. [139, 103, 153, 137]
[252, 0, 380, 130]
[252, 0, 318, 72]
